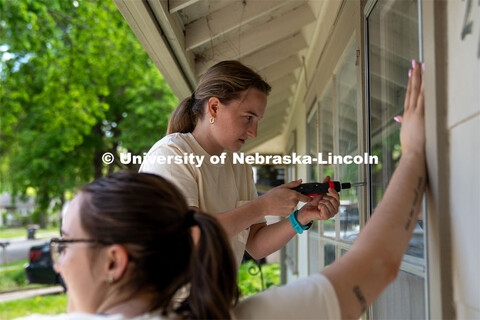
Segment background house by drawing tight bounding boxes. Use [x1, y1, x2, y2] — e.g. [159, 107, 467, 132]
[113, 0, 479, 318]
[0, 192, 35, 227]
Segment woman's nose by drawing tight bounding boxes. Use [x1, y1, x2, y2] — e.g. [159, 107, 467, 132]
[247, 123, 257, 138]
[53, 259, 61, 273]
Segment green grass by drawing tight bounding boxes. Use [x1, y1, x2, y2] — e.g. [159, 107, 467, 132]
[0, 259, 47, 292]
[0, 259, 28, 270]
[0, 228, 59, 240]
[0, 294, 67, 320]
[237, 261, 280, 298]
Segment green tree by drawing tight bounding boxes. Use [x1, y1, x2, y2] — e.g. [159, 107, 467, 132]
[0, 0, 177, 226]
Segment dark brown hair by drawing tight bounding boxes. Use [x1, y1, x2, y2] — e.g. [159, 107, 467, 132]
[79, 170, 239, 319]
[167, 60, 271, 134]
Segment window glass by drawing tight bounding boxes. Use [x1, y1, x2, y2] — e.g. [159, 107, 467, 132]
[307, 108, 318, 182]
[323, 242, 336, 267]
[336, 39, 361, 241]
[368, 0, 423, 259]
[307, 105, 321, 274]
[320, 83, 335, 238]
[285, 133, 298, 274]
[368, 0, 425, 318]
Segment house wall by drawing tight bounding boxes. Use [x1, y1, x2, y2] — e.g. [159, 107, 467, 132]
[446, 1, 480, 318]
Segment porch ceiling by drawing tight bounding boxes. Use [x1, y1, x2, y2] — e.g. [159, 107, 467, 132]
[113, 0, 327, 153]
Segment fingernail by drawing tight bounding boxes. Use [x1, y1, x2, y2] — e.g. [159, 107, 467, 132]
[412, 59, 416, 69]
[393, 115, 401, 123]
[408, 69, 412, 78]
[422, 63, 425, 71]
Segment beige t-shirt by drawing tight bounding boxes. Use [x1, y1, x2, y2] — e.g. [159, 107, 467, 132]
[139, 133, 264, 267]
[15, 274, 341, 320]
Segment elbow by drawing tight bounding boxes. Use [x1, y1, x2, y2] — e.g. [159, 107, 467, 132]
[368, 254, 402, 287]
[245, 248, 266, 261]
[383, 256, 402, 285]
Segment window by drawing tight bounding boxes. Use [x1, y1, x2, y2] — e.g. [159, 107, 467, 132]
[320, 83, 335, 238]
[366, 0, 426, 318]
[336, 40, 361, 241]
[315, 37, 363, 269]
[307, 105, 320, 274]
[285, 131, 298, 275]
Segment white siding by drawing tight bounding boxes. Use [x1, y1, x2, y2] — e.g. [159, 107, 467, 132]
[447, 1, 480, 316]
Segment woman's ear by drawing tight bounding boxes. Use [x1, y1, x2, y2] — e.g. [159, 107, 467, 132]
[207, 97, 221, 118]
[103, 245, 130, 283]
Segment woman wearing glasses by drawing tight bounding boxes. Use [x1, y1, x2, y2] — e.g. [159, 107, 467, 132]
[20, 62, 425, 319]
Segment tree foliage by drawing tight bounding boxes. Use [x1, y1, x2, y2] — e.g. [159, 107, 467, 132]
[0, 0, 177, 225]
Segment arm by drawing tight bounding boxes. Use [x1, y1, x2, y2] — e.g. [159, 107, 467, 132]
[246, 177, 340, 259]
[321, 62, 425, 319]
[191, 179, 314, 238]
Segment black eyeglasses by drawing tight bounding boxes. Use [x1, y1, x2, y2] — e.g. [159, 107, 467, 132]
[50, 237, 113, 264]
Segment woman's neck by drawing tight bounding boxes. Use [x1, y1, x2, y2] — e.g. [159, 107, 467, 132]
[192, 123, 224, 156]
[98, 293, 154, 318]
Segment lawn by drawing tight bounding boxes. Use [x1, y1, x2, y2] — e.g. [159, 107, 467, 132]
[0, 228, 59, 240]
[0, 294, 67, 320]
[0, 259, 47, 292]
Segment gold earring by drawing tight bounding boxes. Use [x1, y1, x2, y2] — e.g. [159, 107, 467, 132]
[210, 117, 215, 124]
[107, 274, 114, 284]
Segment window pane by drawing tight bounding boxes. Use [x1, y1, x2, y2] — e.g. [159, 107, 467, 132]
[307, 106, 321, 273]
[372, 271, 425, 319]
[320, 83, 335, 237]
[368, 0, 425, 318]
[307, 108, 318, 182]
[308, 224, 320, 274]
[285, 133, 297, 274]
[368, 0, 423, 259]
[336, 39, 360, 241]
[324, 242, 336, 267]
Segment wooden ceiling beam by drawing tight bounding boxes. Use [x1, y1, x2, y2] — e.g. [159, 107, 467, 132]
[261, 56, 302, 83]
[195, 3, 313, 65]
[240, 33, 307, 71]
[168, 0, 202, 14]
[269, 73, 297, 96]
[185, 0, 289, 51]
[267, 89, 292, 107]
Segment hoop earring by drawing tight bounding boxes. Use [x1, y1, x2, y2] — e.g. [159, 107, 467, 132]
[210, 117, 215, 124]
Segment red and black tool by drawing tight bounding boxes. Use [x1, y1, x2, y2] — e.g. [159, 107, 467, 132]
[292, 181, 365, 196]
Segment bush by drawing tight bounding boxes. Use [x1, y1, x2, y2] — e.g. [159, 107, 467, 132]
[237, 261, 280, 298]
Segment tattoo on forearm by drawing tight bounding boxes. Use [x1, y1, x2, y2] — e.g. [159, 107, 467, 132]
[353, 285, 367, 313]
[405, 176, 424, 231]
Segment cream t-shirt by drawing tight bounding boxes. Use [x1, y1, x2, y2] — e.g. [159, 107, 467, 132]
[139, 133, 265, 267]
[15, 274, 341, 320]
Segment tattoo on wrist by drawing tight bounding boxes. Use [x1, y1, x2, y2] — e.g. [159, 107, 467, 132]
[353, 285, 367, 313]
[405, 176, 424, 231]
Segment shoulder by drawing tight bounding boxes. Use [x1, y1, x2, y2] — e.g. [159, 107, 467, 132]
[148, 133, 194, 154]
[13, 313, 165, 320]
[13, 313, 120, 320]
[233, 274, 340, 319]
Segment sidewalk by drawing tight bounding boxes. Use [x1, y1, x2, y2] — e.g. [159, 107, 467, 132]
[0, 231, 59, 243]
[0, 286, 64, 303]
